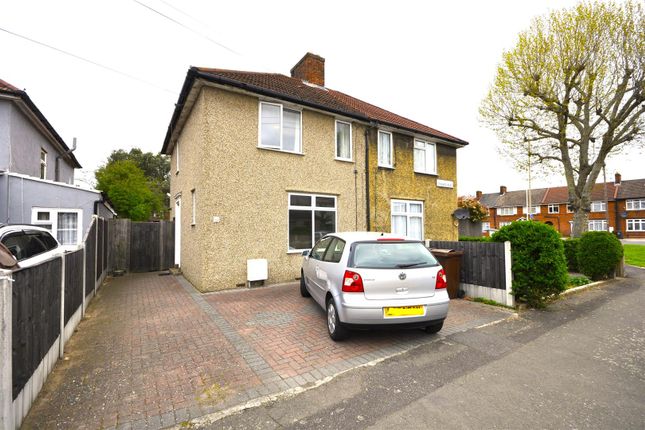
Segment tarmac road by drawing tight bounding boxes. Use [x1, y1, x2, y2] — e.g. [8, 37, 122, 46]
[195, 267, 645, 430]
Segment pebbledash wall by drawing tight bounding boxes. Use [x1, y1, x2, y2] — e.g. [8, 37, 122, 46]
[367, 130, 458, 241]
[170, 86, 368, 292]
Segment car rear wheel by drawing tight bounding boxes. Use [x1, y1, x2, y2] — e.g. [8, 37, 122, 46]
[326, 298, 348, 341]
[300, 272, 310, 297]
[425, 321, 443, 334]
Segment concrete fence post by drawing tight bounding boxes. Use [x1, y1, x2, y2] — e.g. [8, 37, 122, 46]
[0, 269, 14, 430]
[94, 216, 98, 295]
[82, 243, 87, 317]
[59, 255, 65, 358]
[504, 241, 515, 307]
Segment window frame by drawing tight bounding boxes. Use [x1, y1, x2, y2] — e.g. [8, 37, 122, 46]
[482, 222, 490, 232]
[31, 207, 83, 246]
[522, 205, 541, 215]
[334, 120, 353, 162]
[590, 201, 607, 212]
[626, 199, 645, 211]
[40, 148, 47, 180]
[190, 188, 196, 226]
[377, 130, 394, 168]
[175, 140, 180, 174]
[588, 219, 607, 231]
[626, 218, 645, 231]
[413, 139, 437, 175]
[258, 101, 303, 154]
[287, 192, 337, 253]
[390, 199, 424, 240]
[548, 204, 560, 214]
[499, 221, 512, 227]
[498, 207, 517, 216]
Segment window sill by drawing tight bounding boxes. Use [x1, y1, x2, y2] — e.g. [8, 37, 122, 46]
[335, 157, 353, 163]
[378, 165, 395, 170]
[414, 170, 438, 177]
[258, 146, 304, 156]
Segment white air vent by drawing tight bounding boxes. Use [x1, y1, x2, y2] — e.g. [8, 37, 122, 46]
[247, 259, 268, 282]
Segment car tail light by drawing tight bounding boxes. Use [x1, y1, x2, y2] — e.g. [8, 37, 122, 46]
[435, 268, 447, 289]
[342, 270, 364, 293]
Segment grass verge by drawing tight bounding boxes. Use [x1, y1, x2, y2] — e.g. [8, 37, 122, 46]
[624, 244, 645, 267]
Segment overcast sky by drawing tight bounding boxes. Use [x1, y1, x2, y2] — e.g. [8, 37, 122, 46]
[2, 0, 642, 195]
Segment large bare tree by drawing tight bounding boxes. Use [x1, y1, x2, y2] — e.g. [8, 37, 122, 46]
[480, 1, 644, 237]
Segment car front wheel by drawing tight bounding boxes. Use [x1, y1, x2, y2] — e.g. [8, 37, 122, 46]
[326, 298, 349, 341]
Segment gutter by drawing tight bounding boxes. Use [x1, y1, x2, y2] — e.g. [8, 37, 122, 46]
[161, 68, 469, 153]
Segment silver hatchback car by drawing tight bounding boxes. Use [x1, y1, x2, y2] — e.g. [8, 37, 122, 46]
[300, 232, 449, 340]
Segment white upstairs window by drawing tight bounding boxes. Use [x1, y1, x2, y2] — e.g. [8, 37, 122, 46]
[259, 102, 302, 153]
[413, 139, 437, 175]
[335, 120, 352, 161]
[590, 201, 606, 212]
[378, 130, 393, 168]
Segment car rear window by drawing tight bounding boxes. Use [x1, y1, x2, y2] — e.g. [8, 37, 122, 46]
[350, 241, 439, 269]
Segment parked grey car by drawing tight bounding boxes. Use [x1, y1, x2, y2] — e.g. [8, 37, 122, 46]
[300, 232, 449, 340]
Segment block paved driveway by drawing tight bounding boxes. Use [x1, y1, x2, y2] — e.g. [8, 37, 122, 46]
[22, 272, 513, 429]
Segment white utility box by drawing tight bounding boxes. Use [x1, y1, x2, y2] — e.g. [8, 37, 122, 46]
[247, 259, 268, 282]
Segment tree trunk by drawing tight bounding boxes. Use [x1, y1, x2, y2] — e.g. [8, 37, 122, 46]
[571, 208, 589, 238]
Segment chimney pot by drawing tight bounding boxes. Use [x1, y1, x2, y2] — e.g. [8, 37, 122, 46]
[476, 191, 482, 199]
[500, 186, 507, 195]
[614, 172, 622, 185]
[290, 52, 325, 86]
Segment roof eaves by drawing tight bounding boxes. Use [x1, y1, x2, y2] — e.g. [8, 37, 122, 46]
[1, 87, 81, 168]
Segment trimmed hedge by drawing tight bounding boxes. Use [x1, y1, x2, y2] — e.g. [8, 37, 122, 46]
[492, 221, 567, 308]
[459, 236, 492, 242]
[577, 231, 624, 280]
[563, 238, 580, 272]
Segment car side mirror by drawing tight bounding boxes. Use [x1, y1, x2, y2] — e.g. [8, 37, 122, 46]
[301, 249, 310, 257]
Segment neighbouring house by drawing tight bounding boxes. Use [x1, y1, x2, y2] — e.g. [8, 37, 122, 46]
[475, 173, 645, 238]
[0, 78, 115, 246]
[161, 52, 468, 292]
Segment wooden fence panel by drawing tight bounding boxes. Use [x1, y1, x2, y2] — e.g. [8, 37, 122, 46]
[64, 250, 84, 324]
[12, 258, 62, 399]
[161, 221, 175, 270]
[85, 223, 96, 297]
[427, 240, 506, 290]
[108, 219, 130, 272]
[96, 219, 104, 281]
[130, 222, 161, 272]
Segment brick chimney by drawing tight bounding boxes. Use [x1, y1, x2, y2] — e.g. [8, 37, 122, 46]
[476, 191, 483, 199]
[291, 53, 325, 86]
[500, 186, 507, 195]
[615, 172, 622, 185]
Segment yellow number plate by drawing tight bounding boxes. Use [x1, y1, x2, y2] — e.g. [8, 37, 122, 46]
[383, 305, 425, 318]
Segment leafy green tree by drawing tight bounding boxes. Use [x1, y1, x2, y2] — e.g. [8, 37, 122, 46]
[106, 148, 170, 207]
[95, 160, 163, 221]
[481, 1, 644, 237]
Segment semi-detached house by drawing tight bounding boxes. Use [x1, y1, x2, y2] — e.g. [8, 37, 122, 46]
[161, 53, 468, 292]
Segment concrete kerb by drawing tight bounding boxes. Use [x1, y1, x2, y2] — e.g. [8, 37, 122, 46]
[560, 277, 617, 297]
[169, 277, 518, 429]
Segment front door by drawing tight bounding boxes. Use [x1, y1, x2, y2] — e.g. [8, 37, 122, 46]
[174, 197, 181, 267]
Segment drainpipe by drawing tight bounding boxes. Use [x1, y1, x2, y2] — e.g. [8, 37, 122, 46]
[364, 128, 371, 231]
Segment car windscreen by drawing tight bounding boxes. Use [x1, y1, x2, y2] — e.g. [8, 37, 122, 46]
[350, 241, 439, 269]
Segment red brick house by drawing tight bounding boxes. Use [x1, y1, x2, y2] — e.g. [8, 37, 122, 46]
[476, 173, 645, 239]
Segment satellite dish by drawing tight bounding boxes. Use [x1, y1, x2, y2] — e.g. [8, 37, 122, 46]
[452, 208, 471, 220]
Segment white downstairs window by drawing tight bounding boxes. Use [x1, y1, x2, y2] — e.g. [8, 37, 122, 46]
[32, 208, 82, 246]
[391, 199, 424, 240]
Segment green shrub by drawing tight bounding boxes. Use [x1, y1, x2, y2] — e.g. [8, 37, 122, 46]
[567, 274, 591, 289]
[577, 231, 623, 280]
[563, 238, 580, 272]
[459, 236, 492, 242]
[491, 221, 567, 308]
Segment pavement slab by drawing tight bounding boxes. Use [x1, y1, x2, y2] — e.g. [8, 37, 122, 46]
[21, 272, 513, 429]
